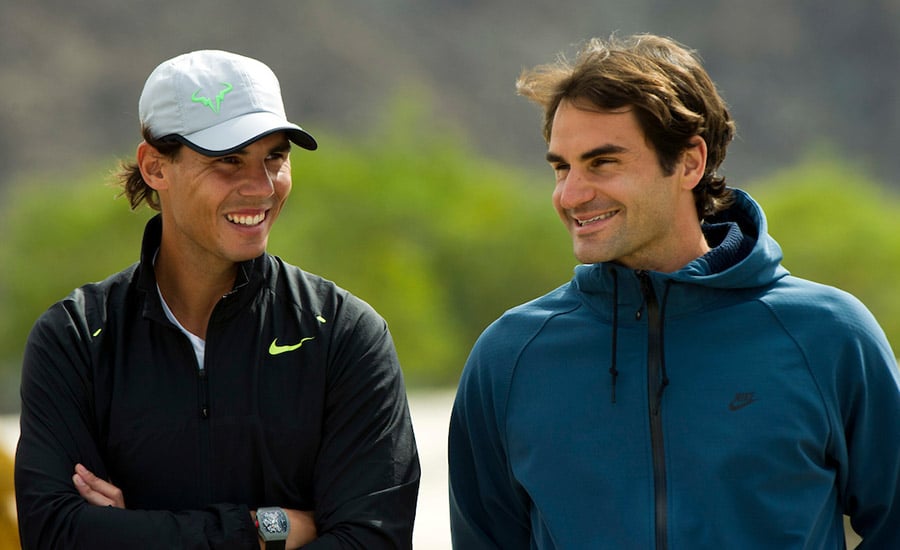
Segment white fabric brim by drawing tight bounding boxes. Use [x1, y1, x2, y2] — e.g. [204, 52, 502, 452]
[180, 111, 317, 155]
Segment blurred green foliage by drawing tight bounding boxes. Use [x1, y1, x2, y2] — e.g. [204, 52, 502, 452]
[0, 100, 574, 395]
[270, 99, 575, 385]
[752, 155, 900, 351]
[1, 110, 898, 408]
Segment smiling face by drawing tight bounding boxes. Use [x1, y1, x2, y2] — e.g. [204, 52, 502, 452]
[141, 131, 293, 275]
[547, 100, 708, 272]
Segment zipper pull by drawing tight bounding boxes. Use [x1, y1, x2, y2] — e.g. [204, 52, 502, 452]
[635, 270, 652, 319]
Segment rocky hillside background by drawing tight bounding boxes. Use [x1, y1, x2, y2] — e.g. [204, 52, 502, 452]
[2, 0, 899, 191]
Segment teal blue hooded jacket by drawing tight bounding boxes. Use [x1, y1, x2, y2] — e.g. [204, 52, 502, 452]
[449, 189, 900, 548]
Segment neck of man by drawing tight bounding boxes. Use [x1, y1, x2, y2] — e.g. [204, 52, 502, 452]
[154, 246, 238, 339]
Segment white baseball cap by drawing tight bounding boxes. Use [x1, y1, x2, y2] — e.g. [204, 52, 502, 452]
[138, 50, 317, 155]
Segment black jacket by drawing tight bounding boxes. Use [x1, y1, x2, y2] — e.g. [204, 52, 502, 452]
[15, 215, 420, 549]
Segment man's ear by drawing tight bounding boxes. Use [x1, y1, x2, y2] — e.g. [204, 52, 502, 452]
[680, 135, 708, 191]
[136, 141, 170, 191]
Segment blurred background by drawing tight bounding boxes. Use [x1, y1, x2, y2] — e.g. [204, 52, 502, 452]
[1, 0, 897, 547]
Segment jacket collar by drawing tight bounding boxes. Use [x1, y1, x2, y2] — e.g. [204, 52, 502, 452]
[572, 189, 789, 317]
[136, 214, 268, 325]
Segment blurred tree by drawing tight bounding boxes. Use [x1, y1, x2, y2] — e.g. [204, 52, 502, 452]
[271, 94, 575, 385]
[3, 135, 898, 403]
[0, 96, 575, 398]
[0, 168, 150, 411]
[751, 152, 900, 352]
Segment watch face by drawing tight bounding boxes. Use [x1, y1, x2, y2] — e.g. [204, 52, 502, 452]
[259, 508, 289, 536]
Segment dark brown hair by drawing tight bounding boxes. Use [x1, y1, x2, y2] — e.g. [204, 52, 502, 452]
[116, 127, 183, 211]
[517, 34, 736, 219]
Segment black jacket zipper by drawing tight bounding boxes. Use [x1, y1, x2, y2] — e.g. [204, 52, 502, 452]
[638, 271, 668, 550]
[197, 365, 211, 500]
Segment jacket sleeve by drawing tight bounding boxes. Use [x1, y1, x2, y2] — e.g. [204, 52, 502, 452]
[302, 299, 420, 549]
[448, 324, 532, 549]
[15, 299, 259, 550]
[824, 300, 900, 548]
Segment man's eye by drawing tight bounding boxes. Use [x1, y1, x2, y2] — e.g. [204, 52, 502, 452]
[218, 156, 240, 165]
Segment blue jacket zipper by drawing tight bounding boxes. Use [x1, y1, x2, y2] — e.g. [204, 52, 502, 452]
[639, 271, 668, 550]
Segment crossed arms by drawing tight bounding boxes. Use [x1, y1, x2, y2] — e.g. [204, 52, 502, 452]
[72, 465, 316, 548]
[15, 294, 420, 549]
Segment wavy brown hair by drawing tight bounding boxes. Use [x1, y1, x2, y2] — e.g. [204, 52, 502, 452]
[116, 127, 183, 211]
[517, 34, 736, 220]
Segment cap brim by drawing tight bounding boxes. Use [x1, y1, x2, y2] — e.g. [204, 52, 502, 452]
[178, 111, 317, 155]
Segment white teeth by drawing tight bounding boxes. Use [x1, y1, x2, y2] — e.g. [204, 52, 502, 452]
[577, 211, 616, 226]
[226, 212, 266, 226]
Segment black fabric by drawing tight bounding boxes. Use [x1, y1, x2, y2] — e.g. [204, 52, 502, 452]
[15, 215, 420, 549]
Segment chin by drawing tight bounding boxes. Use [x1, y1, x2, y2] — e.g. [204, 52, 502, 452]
[573, 250, 608, 265]
[229, 246, 267, 263]
[572, 245, 594, 264]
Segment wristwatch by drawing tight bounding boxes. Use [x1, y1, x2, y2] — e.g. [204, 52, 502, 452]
[256, 507, 290, 550]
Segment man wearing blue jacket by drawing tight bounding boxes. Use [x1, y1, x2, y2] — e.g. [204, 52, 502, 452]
[448, 34, 900, 548]
[16, 50, 419, 549]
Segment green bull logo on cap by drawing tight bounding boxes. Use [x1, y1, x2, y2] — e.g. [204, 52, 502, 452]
[191, 82, 233, 114]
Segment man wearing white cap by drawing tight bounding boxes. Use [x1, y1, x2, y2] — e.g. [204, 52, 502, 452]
[15, 50, 420, 549]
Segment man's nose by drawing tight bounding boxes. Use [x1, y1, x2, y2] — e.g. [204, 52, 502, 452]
[556, 168, 594, 209]
[240, 161, 275, 197]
